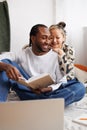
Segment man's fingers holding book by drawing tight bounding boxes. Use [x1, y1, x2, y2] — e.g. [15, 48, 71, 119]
[31, 88, 41, 94]
[40, 87, 52, 93]
[31, 87, 52, 94]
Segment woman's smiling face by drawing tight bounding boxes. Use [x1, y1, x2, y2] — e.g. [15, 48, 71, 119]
[50, 28, 65, 49]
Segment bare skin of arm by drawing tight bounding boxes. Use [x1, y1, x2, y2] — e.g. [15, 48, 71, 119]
[0, 62, 52, 94]
[0, 62, 22, 81]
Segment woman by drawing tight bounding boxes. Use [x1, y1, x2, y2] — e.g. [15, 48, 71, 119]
[49, 22, 75, 81]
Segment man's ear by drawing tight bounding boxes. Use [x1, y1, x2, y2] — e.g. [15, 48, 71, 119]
[31, 36, 35, 44]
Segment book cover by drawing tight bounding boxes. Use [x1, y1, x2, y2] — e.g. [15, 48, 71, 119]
[72, 114, 87, 126]
[18, 73, 54, 90]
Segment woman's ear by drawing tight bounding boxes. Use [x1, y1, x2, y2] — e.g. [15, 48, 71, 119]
[63, 35, 66, 43]
[62, 37, 65, 44]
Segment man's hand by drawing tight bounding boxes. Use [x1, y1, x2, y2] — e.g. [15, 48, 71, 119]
[5, 64, 21, 81]
[32, 87, 52, 94]
[40, 87, 52, 93]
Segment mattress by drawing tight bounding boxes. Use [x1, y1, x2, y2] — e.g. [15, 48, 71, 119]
[64, 94, 87, 130]
[7, 90, 87, 130]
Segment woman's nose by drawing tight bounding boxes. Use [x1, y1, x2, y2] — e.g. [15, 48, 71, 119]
[52, 38, 57, 44]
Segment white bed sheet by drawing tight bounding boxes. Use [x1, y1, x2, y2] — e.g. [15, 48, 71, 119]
[64, 94, 87, 130]
[7, 90, 87, 130]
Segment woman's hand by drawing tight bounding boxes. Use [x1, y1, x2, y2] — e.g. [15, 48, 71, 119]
[53, 48, 64, 56]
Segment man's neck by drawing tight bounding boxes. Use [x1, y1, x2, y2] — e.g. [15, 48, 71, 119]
[32, 48, 50, 56]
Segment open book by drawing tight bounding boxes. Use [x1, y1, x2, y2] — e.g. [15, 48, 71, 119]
[18, 73, 54, 90]
[72, 114, 87, 126]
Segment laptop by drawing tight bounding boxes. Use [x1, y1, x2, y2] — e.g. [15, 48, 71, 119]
[0, 99, 64, 130]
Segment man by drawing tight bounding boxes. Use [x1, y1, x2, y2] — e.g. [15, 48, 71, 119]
[0, 24, 85, 106]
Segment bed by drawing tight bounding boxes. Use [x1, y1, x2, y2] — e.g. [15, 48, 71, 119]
[64, 64, 87, 130]
[7, 64, 87, 130]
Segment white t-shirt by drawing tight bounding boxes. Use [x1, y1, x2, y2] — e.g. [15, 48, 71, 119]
[0, 47, 67, 90]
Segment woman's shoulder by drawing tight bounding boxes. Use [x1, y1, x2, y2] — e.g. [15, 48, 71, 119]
[63, 43, 75, 52]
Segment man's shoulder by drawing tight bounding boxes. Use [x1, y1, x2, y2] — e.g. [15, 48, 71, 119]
[22, 46, 31, 53]
[50, 49, 58, 56]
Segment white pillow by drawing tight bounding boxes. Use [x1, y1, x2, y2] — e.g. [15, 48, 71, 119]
[75, 67, 87, 83]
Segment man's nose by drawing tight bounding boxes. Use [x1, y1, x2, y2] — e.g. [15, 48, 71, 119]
[46, 38, 51, 44]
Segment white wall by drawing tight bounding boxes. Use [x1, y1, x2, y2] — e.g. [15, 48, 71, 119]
[1, 0, 87, 65]
[55, 0, 87, 65]
[7, 0, 54, 52]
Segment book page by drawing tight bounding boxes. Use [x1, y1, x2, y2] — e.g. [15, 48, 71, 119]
[18, 73, 54, 89]
[27, 73, 51, 82]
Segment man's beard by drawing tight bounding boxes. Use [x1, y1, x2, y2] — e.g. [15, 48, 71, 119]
[36, 44, 51, 53]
